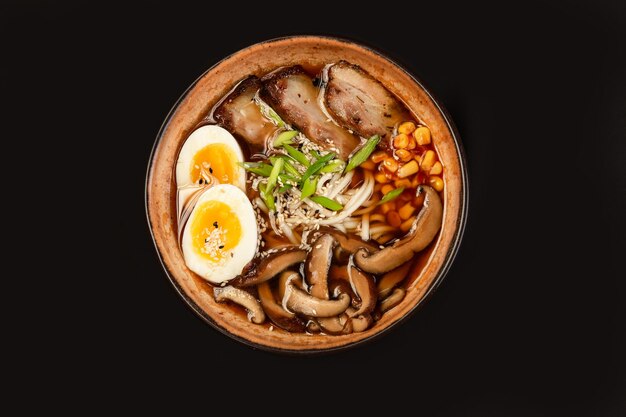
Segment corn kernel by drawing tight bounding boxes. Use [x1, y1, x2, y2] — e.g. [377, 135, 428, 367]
[398, 202, 416, 220]
[397, 160, 419, 178]
[400, 216, 416, 233]
[429, 161, 443, 175]
[395, 149, 413, 162]
[383, 158, 398, 173]
[361, 159, 376, 170]
[380, 201, 396, 214]
[413, 190, 425, 207]
[420, 150, 436, 173]
[371, 151, 387, 163]
[381, 184, 395, 195]
[411, 175, 420, 188]
[407, 135, 417, 150]
[393, 134, 409, 149]
[394, 178, 412, 189]
[386, 210, 402, 228]
[399, 191, 413, 202]
[429, 176, 444, 191]
[374, 172, 390, 183]
[398, 121, 416, 135]
[414, 126, 431, 145]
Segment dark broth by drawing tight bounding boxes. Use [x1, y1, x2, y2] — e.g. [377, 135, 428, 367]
[185, 62, 444, 334]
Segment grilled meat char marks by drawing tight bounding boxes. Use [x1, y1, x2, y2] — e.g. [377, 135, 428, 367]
[214, 76, 278, 151]
[260, 66, 360, 160]
[325, 61, 411, 146]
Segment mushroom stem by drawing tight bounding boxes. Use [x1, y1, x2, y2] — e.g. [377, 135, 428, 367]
[281, 271, 351, 318]
[230, 247, 306, 287]
[257, 282, 306, 332]
[317, 314, 353, 335]
[305, 234, 337, 299]
[346, 264, 377, 317]
[317, 226, 378, 264]
[214, 286, 266, 324]
[355, 185, 442, 274]
[380, 288, 406, 313]
[349, 308, 373, 333]
[377, 261, 412, 300]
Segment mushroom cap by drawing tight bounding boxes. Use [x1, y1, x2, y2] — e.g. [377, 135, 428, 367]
[355, 185, 443, 274]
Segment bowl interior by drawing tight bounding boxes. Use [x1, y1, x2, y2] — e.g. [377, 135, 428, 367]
[146, 36, 466, 353]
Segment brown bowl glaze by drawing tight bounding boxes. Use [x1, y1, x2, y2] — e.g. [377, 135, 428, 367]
[146, 36, 468, 353]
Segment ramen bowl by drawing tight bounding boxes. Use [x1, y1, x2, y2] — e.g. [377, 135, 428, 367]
[146, 36, 468, 353]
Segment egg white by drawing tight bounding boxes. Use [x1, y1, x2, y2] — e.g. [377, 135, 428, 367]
[181, 184, 257, 284]
[175, 125, 246, 190]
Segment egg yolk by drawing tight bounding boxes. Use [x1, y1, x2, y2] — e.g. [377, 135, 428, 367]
[191, 143, 238, 185]
[190, 200, 242, 263]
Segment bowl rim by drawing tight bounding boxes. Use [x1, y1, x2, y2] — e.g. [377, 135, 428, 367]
[145, 35, 469, 355]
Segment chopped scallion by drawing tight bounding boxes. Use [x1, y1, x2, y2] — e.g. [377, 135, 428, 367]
[344, 135, 381, 173]
[300, 176, 318, 199]
[378, 187, 405, 205]
[283, 144, 310, 167]
[309, 195, 343, 211]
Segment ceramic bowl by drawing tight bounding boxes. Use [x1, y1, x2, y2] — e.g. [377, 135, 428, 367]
[146, 36, 468, 353]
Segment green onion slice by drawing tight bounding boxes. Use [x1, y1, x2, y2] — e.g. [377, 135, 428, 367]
[273, 130, 299, 147]
[344, 135, 381, 173]
[300, 176, 318, 200]
[378, 187, 405, 205]
[299, 152, 336, 186]
[309, 195, 343, 211]
[283, 144, 310, 167]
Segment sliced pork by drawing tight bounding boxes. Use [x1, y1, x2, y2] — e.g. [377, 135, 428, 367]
[325, 61, 411, 144]
[261, 66, 360, 160]
[214, 76, 278, 151]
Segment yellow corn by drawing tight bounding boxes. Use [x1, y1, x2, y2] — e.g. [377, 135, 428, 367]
[420, 150, 436, 173]
[429, 161, 443, 175]
[413, 192, 425, 207]
[397, 160, 419, 178]
[411, 175, 421, 188]
[393, 133, 409, 149]
[407, 135, 417, 150]
[386, 211, 402, 228]
[399, 191, 413, 202]
[374, 172, 390, 183]
[400, 216, 416, 233]
[361, 159, 376, 170]
[394, 178, 412, 189]
[371, 151, 387, 164]
[383, 158, 398, 173]
[414, 126, 431, 145]
[381, 184, 395, 195]
[398, 202, 416, 220]
[429, 176, 444, 192]
[398, 121, 416, 135]
[380, 201, 396, 214]
[396, 149, 413, 162]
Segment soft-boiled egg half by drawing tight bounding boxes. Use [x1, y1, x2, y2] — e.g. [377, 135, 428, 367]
[176, 125, 246, 190]
[181, 184, 257, 284]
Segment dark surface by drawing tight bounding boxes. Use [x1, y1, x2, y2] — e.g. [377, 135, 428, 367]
[4, 1, 625, 414]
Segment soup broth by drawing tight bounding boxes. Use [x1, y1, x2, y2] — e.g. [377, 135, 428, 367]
[174, 61, 445, 335]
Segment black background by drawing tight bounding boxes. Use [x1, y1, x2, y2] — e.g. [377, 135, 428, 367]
[4, 0, 625, 414]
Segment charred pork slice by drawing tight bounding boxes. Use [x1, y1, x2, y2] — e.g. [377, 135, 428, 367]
[214, 76, 278, 151]
[325, 61, 411, 144]
[260, 66, 359, 160]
